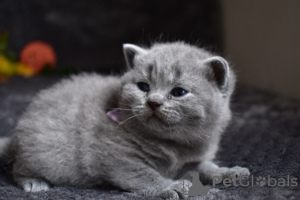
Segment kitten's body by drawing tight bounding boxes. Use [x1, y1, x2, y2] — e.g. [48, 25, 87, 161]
[1, 42, 249, 198]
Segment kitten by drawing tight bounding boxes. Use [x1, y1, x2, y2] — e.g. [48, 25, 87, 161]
[0, 42, 249, 199]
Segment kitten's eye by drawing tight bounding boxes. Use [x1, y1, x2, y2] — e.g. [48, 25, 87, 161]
[171, 87, 188, 97]
[137, 82, 150, 92]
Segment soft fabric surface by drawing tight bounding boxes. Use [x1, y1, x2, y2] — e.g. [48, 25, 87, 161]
[0, 75, 300, 200]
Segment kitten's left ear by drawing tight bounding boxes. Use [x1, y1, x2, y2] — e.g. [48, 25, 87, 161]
[123, 44, 147, 69]
[204, 56, 230, 91]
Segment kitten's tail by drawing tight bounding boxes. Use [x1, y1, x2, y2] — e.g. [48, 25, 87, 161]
[0, 137, 13, 164]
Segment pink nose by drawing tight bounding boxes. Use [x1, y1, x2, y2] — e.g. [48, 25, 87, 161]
[147, 101, 161, 111]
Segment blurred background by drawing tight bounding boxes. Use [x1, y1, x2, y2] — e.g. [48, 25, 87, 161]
[0, 0, 299, 99]
[222, 1, 300, 100]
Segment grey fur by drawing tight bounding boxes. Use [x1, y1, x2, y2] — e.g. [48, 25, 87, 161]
[0, 42, 249, 199]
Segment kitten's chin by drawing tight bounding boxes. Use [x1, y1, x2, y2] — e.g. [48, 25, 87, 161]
[144, 115, 178, 132]
[148, 114, 166, 125]
[131, 109, 181, 132]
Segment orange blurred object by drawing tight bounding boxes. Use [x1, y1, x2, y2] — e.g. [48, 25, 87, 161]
[20, 41, 57, 74]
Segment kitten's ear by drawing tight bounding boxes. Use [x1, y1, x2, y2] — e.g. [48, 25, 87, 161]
[123, 44, 147, 69]
[204, 56, 230, 91]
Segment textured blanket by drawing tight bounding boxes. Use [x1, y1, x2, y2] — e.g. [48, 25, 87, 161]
[0, 76, 299, 200]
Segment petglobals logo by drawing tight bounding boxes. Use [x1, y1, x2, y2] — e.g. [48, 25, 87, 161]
[186, 172, 298, 197]
[212, 175, 298, 187]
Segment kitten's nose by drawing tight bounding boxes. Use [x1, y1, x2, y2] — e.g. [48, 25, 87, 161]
[147, 101, 162, 111]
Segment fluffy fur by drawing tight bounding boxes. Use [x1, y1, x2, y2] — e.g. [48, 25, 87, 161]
[0, 42, 249, 199]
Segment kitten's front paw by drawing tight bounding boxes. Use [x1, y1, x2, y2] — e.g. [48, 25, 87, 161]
[199, 161, 250, 184]
[204, 166, 250, 184]
[158, 180, 192, 199]
[222, 166, 250, 180]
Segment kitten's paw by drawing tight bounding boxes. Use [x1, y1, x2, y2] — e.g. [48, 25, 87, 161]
[200, 165, 250, 184]
[222, 166, 250, 180]
[158, 180, 192, 199]
[15, 177, 50, 192]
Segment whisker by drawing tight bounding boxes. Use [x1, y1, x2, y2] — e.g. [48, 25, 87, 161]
[108, 108, 132, 111]
[116, 113, 143, 128]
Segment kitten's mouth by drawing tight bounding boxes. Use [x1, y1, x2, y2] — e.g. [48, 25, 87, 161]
[144, 109, 178, 127]
[148, 112, 160, 120]
[149, 112, 167, 125]
[150, 113, 160, 120]
[148, 115, 178, 130]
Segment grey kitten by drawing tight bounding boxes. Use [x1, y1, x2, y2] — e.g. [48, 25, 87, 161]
[0, 42, 249, 199]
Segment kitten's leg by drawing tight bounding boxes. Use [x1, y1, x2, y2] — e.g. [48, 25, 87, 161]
[110, 165, 191, 199]
[198, 161, 250, 184]
[14, 175, 50, 192]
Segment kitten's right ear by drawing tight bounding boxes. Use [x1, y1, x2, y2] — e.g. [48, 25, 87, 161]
[123, 44, 147, 69]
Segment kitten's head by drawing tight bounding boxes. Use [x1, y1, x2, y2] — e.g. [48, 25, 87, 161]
[120, 42, 235, 142]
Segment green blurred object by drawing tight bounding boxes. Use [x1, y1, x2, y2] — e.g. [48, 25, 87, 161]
[0, 32, 17, 61]
[0, 32, 8, 52]
[1, 32, 78, 79]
